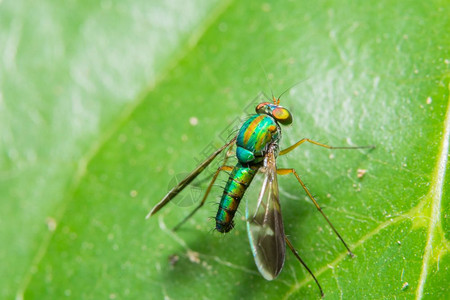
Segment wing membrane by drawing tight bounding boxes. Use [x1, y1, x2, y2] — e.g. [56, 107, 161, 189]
[146, 137, 236, 218]
[246, 145, 286, 280]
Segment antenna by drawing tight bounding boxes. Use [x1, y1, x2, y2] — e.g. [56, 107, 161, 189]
[259, 62, 274, 100]
[276, 78, 310, 103]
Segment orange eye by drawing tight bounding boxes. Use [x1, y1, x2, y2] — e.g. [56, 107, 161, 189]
[272, 107, 292, 125]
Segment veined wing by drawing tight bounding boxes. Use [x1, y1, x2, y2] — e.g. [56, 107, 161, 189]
[246, 145, 286, 280]
[146, 137, 236, 218]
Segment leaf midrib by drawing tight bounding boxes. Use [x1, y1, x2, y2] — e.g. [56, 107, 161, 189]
[415, 85, 450, 300]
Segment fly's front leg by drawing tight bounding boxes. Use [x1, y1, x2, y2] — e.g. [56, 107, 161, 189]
[277, 168, 354, 257]
[279, 138, 374, 156]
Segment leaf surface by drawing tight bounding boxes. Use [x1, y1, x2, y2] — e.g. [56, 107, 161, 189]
[1, 0, 448, 299]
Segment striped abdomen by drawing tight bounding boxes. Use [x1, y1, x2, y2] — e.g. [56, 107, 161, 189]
[215, 164, 258, 233]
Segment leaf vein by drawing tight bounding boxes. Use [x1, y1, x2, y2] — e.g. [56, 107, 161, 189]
[415, 84, 450, 300]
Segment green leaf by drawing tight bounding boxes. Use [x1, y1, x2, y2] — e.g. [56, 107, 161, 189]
[1, 0, 448, 299]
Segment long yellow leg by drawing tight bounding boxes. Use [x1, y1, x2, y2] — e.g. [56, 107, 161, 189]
[279, 138, 374, 156]
[277, 168, 354, 256]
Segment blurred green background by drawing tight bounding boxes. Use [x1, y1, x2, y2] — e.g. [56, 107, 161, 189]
[0, 0, 448, 299]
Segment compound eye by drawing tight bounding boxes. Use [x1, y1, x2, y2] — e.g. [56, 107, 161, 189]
[255, 102, 270, 114]
[272, 107, 292, 125]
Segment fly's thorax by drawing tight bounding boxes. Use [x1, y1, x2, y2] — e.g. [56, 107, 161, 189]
[236, 114, 280, 164]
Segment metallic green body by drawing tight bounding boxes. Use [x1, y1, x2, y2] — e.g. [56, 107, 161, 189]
[215, 164, 258, 232]
[236, 114, 279, 163]
[215, 114, 280, 232]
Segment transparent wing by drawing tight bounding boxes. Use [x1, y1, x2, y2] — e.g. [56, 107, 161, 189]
[246, 146, 286, 280]
[146, 137, 236, 218]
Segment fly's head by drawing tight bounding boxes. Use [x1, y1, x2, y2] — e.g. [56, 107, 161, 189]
[255, 97, 292, 125]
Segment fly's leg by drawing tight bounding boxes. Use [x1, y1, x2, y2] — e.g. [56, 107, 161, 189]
[173, 144, 236, 231]
[173, 165, 233, 231]
[279, 138, 374, 156]
[285, 237, 324, 298]
[147, 137, 236, 219]
[277, 168, 354, 257]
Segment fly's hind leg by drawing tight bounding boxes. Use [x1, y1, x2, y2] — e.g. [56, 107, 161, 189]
[173, 144, 235, 231]
[277, 168, 354, 257]
[285, 237, 324, 298]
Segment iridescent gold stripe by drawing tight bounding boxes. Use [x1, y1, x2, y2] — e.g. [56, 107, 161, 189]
[243, 115, 264, 144]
